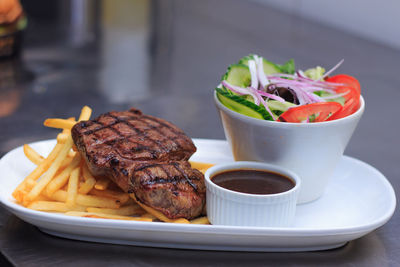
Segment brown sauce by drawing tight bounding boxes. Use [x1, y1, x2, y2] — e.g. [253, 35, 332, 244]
[211, 169, 294, 195]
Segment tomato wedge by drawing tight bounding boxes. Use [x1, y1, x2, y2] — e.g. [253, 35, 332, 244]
[325, 74, 361, 120]
[279, 102, 342, 123]
[327, 74, 360, 96]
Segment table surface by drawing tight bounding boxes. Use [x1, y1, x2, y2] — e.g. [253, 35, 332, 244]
[0, 0, 399, 266]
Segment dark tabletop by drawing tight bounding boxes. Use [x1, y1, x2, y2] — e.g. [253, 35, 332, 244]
[0, 0, 399, 266]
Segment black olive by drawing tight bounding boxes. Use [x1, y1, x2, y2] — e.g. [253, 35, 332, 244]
[266, 86, 299, 105]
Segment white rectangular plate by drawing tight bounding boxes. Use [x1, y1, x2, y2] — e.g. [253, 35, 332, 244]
[0, 139, 396, 251]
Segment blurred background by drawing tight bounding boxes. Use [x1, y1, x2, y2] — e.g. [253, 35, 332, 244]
[0, 0, 399, 169]
[0, 1, 399, 265]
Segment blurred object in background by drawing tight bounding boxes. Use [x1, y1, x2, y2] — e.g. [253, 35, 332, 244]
[61, 0, 99, 47]
[21, 0, 99, 47]
[0, 58, 33, 117]
[99, 0, 151, 103]
[0, 0, 27, 59]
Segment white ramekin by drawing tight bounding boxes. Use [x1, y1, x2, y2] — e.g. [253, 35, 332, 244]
[205, 161, 301, 227]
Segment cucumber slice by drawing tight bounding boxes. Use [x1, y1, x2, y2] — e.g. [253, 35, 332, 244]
[267, 100, 297, 113]
[262, 59, 282, 75]
[238, 54, 255, 65]
[238, 55, 281, 75]
[222, 64, 251, 88]
[216, 88, 272, 120]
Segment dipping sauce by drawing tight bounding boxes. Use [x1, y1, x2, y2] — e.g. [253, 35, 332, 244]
[211, 169, 295, 195]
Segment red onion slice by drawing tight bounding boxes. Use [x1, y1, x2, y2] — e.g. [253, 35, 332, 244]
[250, 87, 276, 120]
[222, 80, 259, 105]
[255, 56, 270, 89]
[257, 90, 285, 102]
[319, 59, 344, 81]
[268, 75, 340, 89]
[248, 60, 259, 90]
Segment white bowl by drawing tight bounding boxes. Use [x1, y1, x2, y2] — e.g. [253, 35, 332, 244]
[205, 161, 301, 227]
[214, 92, 364, 203]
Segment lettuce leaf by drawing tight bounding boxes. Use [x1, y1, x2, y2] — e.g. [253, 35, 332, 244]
[278, 59, 295, 74]
[304, 66, 325, 80]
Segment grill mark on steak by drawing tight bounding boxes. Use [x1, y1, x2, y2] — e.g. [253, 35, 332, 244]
[133, 162, 198, 191]
[83, 112, 187, 156]
[84, 117, 119, 142]
[92, 114, 162, 159]
[158, 164, 179, 193]
[171, 162, 198, 191]
[82, 117, 119, 136]
[143, 168, 154, 183]
[138, 165, 181, 193]
[81, 119, 160, 163]
[116, 113, 187, 152]
[141, 114, 186, 136]
[108, 113, 170, 154]
[142, 176, 180, 186]
[87, 122, 147, 161]
[96, 127, 183, 152]
[140, 114, 191, 148]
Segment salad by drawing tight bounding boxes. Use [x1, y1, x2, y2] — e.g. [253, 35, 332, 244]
[215, 54, 361, 123]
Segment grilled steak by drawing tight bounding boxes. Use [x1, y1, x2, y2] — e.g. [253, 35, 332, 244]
[71, 108, 205, 219]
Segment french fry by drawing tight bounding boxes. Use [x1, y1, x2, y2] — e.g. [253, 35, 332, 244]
[81, 163, 94, 182]
[86, 205, 145, 216]
[23, 144, 44, 165]
[124, 198, 136, 206]
[44, 119, 76, 130]
[189, 161, 215, 170]
[79, 163, 96, 194]
[66, 117, 76, 122]
[36, 193, 52, 202]
[59, 154, 74, 170]
[189, 161, 215, 174]
[79, 162, 96, 194]
[78, 106, 92, 121]
[46, 153, 81, 196]
[14, 189, 28, 203]
[170, 218, 191, 224]
[190, 216, 210, 224]
[68, 150, 76, 157]
[94, 178, 110, 190]
[129, 194, 189, 224]
[65, 211, 152, 222]
[47, 190, 67, 202]
[76, 194, 120, 209]
[141, 213, 156, 220]
[66, 167, 80, 207]
[89, 189, 129, 204]
[25, 179, 37, 191]
[28, 201, 86, 212]
[12, 143, 63, 203]
[24, 137, 74, 205]
[49, 190, 120, 209]
[57, 133, 69, 144]
[78, 179, 97, 195]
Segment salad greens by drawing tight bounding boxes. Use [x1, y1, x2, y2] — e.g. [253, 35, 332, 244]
[304, 66, 325, 80]
[215, 54, 360, 123]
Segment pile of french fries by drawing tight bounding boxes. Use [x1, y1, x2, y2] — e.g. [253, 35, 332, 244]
[12, 106, 212, 225]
